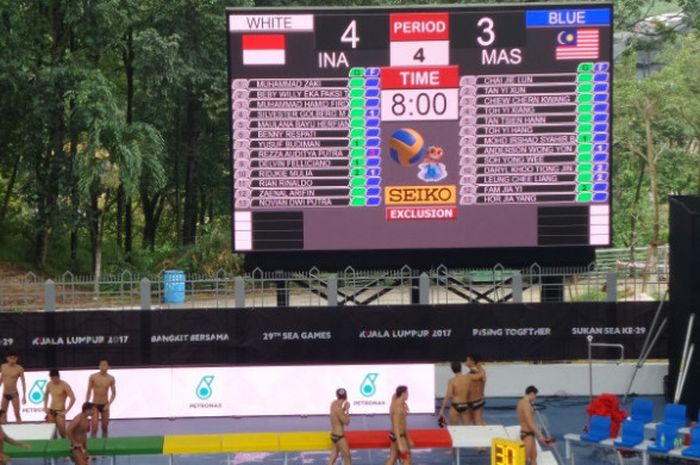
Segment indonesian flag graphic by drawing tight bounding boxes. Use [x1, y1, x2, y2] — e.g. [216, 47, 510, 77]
[242, 34, 285, 65]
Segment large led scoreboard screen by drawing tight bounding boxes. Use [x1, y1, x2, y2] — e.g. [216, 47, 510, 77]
[228, 4, 612, 269]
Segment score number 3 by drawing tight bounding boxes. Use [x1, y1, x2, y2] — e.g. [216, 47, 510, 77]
[477, 17, 495, 46]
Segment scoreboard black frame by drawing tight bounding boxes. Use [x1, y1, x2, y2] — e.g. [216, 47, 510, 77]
[227, 3, 613, 271]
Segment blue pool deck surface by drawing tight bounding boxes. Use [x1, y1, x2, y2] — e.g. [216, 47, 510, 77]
[8, 395, 671, 465]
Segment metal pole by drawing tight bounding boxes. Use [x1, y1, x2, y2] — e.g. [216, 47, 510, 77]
[588, 336, 625, 402]
[675, 343, 695, 404]
[623, 316, 668, 403]
[589, 342, 625, 362]
[639, 298, 666, 361]
[640, 318, 667, 364]
[674, 314, 695, 402]
[588, 335, 593, 402]
[533, 405, 566, 465]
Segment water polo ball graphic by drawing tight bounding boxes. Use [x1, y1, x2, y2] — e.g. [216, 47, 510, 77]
[389, 129, 426, 167]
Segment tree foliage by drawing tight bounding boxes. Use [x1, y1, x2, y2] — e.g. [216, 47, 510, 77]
[613, 35, 700, 252]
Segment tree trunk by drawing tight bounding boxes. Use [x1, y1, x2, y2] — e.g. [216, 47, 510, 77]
[33, 226, 49, 270]
[125, 198, 133, 255]
[95, 206, 108, 295]
[33, 0, 69, 269]
[141, 191, 164, 250]
[70, 230, 78, 265]
[116, 185, 124, 249]
[173, 104, 182, 245]
[0, 153, 21, 223]
[93, 229, 102, 295]
[88, 192, 104, 294]
[644, 113, 660, 292]
[123, 28, 134, 258]
[89, 193, 99, 273]
[198, 188, 206, 226]
[628, 160, 646, 263]
[141, 192, 157, 250]
[645, 117, 660, 248]
[182, 98, 199, 245]
[68, 127, 79, 269]
[116, 185, 133, 256]
[34, 134, 62, 269]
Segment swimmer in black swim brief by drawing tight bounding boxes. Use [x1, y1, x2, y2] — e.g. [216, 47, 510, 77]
[1, 354, 27, 423]
[517, 386, 546, 465]
[70, 443, 87, 464]
[467, 398, 485, 410]
[438, 362, 472, 426]
[328, 388, 351, 465]
[451, 402, 469, 413]
[46, 409, 65, 419]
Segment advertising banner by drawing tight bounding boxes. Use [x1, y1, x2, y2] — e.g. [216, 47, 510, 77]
[0, 302, 665, 368]
[16, 364, 433, 420]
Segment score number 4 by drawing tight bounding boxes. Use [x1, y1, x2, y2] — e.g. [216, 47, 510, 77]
[341, 20, 360, 48]
[340, 19, 432, 64]
[341, 16, 496, 61]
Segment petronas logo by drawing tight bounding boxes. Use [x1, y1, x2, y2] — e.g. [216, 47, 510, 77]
[196, 376, 214, 400]
[360, 373, 378, 397]
[29, 380, 47, 404]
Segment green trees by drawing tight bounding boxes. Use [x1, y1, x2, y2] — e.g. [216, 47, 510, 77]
[0, 0, 236, 274]
[613, 35, 700, 272]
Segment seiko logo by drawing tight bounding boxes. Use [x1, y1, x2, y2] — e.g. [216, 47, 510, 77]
[384, 185, 456, 205]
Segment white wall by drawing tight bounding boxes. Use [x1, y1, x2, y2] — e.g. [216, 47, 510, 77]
[434, 361, 668, 397]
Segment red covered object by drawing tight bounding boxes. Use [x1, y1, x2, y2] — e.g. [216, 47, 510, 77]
[586, 393, 627, 437]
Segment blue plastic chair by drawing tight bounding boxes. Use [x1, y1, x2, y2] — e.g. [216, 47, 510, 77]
[581, 415, 612, 442]
[630, 399, 654, 424]
[661, 403, 687, 429]
[682, 427, 700, 458]
[647, 423, 678, 453]
[614, 419, 645, 448]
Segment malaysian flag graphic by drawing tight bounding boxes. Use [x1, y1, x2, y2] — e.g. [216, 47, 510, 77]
[242, 34, 285, 65]
[555, 29, 599, 60]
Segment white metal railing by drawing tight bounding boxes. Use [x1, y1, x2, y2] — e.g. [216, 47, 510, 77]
[0, 247, 670, 312]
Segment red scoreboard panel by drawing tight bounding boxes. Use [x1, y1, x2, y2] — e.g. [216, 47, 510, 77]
[227, 4, 612, 270]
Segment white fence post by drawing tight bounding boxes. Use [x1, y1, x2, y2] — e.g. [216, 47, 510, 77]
[140, 278, 151, 310]
[234, 276, 246, 308]
[419, 273, 430, 305]
[44, 279, 56, 312]
[512, 272, 523, 303]
[606, 271, 617, 302]
[327, 277, 338, 307]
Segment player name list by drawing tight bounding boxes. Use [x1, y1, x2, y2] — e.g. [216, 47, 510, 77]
[232, 78, 351, 209]
[458, 72, 603, 205]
